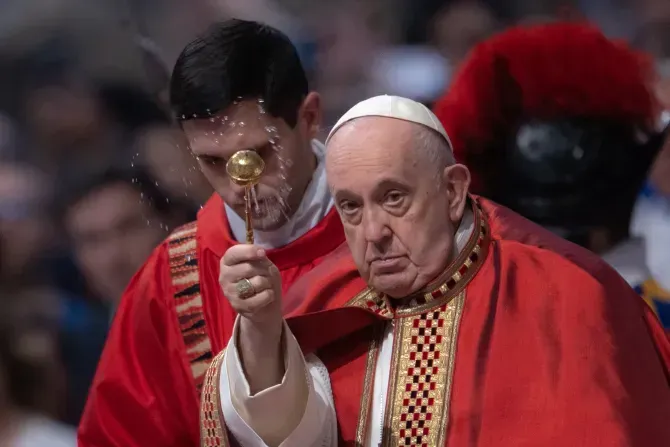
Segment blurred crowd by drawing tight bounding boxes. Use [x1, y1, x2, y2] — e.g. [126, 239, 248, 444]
[0, 0, 669, 444]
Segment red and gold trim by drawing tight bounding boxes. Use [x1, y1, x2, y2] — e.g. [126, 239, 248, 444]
[347, 198, 489, 318]
[383, 292, 465, 446]
[168, 222, 214, 394]
[352, 292, 466, 447]
[199, 350, 230, 447]
[354, 326, 384, 445]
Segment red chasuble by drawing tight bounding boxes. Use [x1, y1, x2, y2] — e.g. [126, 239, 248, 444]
[77, 194, 345, 447]
[201, 197, 670, 447]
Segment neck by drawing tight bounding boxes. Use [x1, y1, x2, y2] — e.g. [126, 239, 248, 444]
[285, 150, 318, 214]
[405, 206, 476, 297]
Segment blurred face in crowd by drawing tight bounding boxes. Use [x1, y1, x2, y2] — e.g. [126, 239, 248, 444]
[65, 182, 167, 303]
[0, 164, 52, 278]
[136, 125, 213, 206]
[432, 1, 496, 66]
[24, 84, 106, 149]
[326, 117, 470, 298]
[0, 285, 66, 415]
[181, 95, 321, 231]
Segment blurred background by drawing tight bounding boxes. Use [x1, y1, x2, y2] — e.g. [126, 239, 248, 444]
[0, 0, 668, 444]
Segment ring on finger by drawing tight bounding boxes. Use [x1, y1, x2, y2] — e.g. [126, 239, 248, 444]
[236, 278, 256, 299]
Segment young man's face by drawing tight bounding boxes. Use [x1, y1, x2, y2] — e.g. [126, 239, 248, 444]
[66, 182, 167, 304]
[181, 94, 321, 231]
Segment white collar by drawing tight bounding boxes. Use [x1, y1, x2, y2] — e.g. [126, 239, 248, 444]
[454, 205, 475, 256]
[225, 140, 334, 249]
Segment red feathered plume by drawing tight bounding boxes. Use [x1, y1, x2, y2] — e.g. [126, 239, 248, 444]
[433, 22, 658, 192]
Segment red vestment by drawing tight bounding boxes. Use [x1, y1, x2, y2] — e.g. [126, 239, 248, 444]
[77, 194, 345, 447]
[200, 197, 670, 447]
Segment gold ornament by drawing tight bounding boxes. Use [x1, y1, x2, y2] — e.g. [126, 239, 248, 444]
[226, 150, 265, 244]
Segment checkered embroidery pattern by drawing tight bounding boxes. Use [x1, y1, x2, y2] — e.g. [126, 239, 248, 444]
[168, 222, 213, 395]
[199, 350, 229, 447]
[397, 307, 448, 447]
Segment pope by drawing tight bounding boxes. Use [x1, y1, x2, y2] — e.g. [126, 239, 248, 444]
[201, 95, 670, 447]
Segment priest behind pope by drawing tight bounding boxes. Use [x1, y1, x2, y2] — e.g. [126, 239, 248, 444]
[200, 96, 670, 447]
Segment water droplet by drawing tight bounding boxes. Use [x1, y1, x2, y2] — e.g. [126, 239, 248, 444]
[251, 186, 260, 212]
[192, 113, 197, 118]
[230, 122, 236, 128]
[210, 117, 216, 123]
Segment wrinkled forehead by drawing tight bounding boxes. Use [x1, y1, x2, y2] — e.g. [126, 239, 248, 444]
[326, 117, 416, 190]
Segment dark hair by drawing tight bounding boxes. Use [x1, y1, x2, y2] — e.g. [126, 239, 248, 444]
[56, 166, 183, 221]
[170, 19, 308, 127]
[0, 286, 60, 412]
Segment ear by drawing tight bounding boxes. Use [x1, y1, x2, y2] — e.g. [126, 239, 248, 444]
[442, 163, 471, 222]
[298, 92, 322, 140]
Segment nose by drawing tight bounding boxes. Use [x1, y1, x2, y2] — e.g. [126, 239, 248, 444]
[362, 207, 392, 244]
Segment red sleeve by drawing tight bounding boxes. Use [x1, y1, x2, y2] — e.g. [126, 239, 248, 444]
[78, 243, 200, 447]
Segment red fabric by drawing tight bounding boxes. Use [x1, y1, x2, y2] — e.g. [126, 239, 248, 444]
[287, 198, 670, 446]
[78, 194, 346, 447]
[432, 23, 658, 194]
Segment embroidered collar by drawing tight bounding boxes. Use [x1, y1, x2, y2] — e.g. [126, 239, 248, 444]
[347, 198, 490, 318]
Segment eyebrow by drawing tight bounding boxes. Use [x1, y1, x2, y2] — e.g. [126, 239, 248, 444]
[333, 178, 409, 201]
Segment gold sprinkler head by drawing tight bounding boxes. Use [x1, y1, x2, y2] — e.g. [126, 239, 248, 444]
[225, 150, 265, 187]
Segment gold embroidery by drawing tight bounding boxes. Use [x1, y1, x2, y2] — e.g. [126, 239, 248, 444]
[168, 222, 214, 394]
[382, 291, 466, 447]
[199, 350, 230, 447]
[436, 291, 465, 443]
[355, 326, 383, 446]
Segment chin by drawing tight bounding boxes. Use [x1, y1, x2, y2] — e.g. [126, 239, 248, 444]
[370, 276, 414, 299]
[252, 211, 290, 231]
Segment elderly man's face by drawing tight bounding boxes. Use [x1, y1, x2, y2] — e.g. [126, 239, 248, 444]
[326, 117, 470, 298]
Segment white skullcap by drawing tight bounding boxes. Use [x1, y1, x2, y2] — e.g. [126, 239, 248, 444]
[326, 95, 453, 151]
